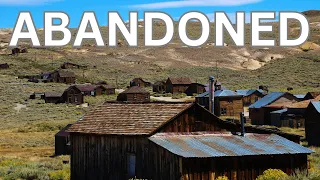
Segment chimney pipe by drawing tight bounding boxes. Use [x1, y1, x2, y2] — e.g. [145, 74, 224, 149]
[209, 76, 215, 114]
[240, 112, 245, 136]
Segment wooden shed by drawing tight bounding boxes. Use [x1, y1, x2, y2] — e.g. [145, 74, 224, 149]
[40, 70, 76, 84]
[44, 86, 83, 105]
[196, 90, 243, 117]
[305, 101, 320, 146]
[117, 86, 150, 102]
[67, 102, 310, 180]
[153, 80, 166, 93]
[130, 78, 152, 88]
[249, 92, 299, 125]
[55, 124, 73, 155]
[166, 77, 192, 94]
[185, 83, 206, 96]
[235, 89, 265, 107]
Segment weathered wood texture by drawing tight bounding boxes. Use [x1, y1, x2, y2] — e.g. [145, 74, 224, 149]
[305, 103, 320, 146]
[214, 97, 244, 117]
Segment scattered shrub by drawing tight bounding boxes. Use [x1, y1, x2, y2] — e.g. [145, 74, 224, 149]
[216, 176, 229, 180]
[256, 169, 288, 180]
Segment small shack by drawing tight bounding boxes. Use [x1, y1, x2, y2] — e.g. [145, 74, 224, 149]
[44, 92, 63, 103]
[153, 80, 166, 93]
[130, 78, 152, 88]
[117, 86, 150, 102]
[166, 77, 192, 94]
[54, 71, 76, 84]
[55, 124, 73, 155]
[67, 102, 310, 180]
[305, 101, 320, 146]
[236, 89, 265, 106]
[249, 92, 299, 125]
[185, 83, 206, 96]
[0, 63, 9, 69]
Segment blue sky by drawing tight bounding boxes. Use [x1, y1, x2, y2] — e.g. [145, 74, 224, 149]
[0, 0, 318, 28]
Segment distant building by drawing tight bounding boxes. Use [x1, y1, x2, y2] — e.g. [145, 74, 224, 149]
[305, 101, 320, 146]
[152, 80, 166, 93]
[166, 77, 192, 94]
[117, 86, 150, 102]
[67, 102, 311, 180]
[40, 70, 76, 84]
[75, 84, 115, 96]
[249, 92, 299, 125]
[185, 83, 206, 96]
[55, 124, 72, 155]
[196, 90, 243, 117]
[236, 89, 265, 107]
[44, 86, 83, 105]
[130, 78, 152, 88]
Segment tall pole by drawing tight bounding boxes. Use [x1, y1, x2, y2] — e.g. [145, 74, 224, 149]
[209, 76, 215, 114]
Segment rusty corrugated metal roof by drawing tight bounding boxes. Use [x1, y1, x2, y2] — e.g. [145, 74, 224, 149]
[67, 102, 193, 135]
[149, 132, 313, 158]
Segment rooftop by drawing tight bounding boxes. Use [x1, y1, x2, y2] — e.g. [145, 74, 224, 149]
[75, 84, 100, 92]
[311, 101, 320, 113]
[249, 92, 286, 109]
[149, 132, 313, 158]
[67, 102, 193, 135]
[236, 89, 264, 97]
[44, 92, 63, 97]
[196, 90, 241, 98]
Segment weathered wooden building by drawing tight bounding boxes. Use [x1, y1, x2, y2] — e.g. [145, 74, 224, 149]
[130, 78, 152, 88]
[304, 92, 320, 100]
[55, 124, 73, 155]
[75, 84, 114, 96]
[153, 80, 166, 93]
[44, 92, 63, 103]
[236, 89, 265, 107]
[249, 92, 299, 125]
[0, 63, 9, 69]
[44, 86, 84, 104]
[60, 62, 87, 69]
[185, 83, 206, 96]
[166, 77, 192, 94]
[305, 101, 320, 146]
[117, 86, 150, 102]
[67, 102, 311, 180]
[40, 70, 76, 84]
[196, 90, 243, 117]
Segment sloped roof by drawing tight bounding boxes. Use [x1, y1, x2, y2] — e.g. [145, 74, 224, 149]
[196, 90, 241, 98]
[44, 92, 63, 97]
[311, 101, 320, 113]
[121, 86, 149, 94]
[102, 84, 115, 89]
[149, 132, 313, 158]
[67, 102, 193, 135]
[236, 89, 264, 97]
[307, 92, 320, 99]
[168, 77, 192, 85]
[55, 124, 73, 137]
[249, 92, 286, 109]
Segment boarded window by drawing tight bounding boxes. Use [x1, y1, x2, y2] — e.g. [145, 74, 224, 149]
[127, 154, 136, 177]
[74, 96, 78, 103]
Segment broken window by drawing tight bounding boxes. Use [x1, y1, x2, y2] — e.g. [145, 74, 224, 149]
[221, 108, 227, 115]
[127, 153, 136, 177]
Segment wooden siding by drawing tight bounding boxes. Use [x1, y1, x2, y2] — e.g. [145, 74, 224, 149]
[305, 104, 320, 146]
[117, 93, 150, 102]
[242, 93, 262, 107]
[130, 78, 151, 88]
[185, 84, 206, 96]
[214, 97, 243, 117]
